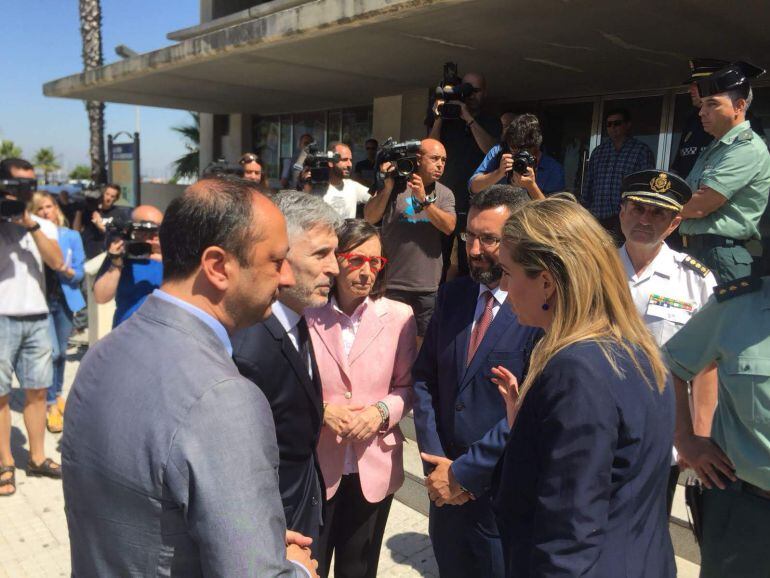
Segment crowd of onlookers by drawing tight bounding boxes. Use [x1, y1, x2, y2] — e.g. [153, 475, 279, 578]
[1, 56, 769, 578]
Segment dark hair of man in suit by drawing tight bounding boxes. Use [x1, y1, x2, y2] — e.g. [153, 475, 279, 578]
[470, 184, 531, 214]
[160, 176, 264, 281]
[0, 157, 34, 179]
[332, 218, 388, 300]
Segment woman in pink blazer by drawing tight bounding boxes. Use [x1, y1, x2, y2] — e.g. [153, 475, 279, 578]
[306, 219, 417, 578]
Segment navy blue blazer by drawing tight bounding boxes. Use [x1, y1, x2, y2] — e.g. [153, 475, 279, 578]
[412, 276, 540, 496]
[493, 341, 676, 578]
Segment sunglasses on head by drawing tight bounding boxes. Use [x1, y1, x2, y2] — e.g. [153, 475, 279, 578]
[337, 252, 388, 273]
[606, 120, 625, 128]
[239, 153, 259, 165]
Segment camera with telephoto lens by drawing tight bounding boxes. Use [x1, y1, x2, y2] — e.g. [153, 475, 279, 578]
[434, 62, 476, 120]
[373, 138, 422, 191]
[301, 143, 340, 186]
[108, 220, 159, 260]
[0, 178, 36, 222]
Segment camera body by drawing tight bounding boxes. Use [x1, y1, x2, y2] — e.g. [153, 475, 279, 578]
[500, 144, 537, 180]
[434, 62, 475, 120]
[304, 143, 340, 186]
[0, 178, 36, 221]
[108, 220, 159, 260]
[373, 138, 422, 191]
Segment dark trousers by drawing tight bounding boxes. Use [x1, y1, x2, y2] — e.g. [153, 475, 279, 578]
[429, 493, 504, 578]
[666, 465, 680, 516]
[684, 242, 754, 284]
[700, 482, 770, 578]
[316, 474, 393, 578]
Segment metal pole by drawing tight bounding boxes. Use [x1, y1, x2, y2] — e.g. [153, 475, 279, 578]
[107, 134, 114, 184]
[134, 132, 141, 205]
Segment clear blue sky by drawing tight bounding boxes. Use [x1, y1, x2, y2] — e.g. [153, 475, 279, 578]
[0, 0, 199, 180]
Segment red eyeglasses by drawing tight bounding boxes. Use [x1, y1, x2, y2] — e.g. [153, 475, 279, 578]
[337, 253, 388, 273]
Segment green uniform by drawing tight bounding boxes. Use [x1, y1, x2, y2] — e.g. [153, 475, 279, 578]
[664, 276, 770, 578]
[682, 121, 770, 282]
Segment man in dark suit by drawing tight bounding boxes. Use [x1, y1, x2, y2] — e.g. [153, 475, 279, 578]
[233, 191, 341, 552]
[62, 178, 317, 576]
[413, 185, 540, 578]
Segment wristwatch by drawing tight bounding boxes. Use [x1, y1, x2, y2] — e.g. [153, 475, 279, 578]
[375, 401, 390, 433]
[26, 222, 41, 233]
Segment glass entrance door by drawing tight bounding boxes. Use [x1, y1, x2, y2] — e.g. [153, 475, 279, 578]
[539, 101, 595, 196]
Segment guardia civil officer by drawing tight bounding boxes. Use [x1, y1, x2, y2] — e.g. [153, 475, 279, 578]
[671, 58, 766, 180]
[617, 169, 718, 513]
[679, 61, 770, 283]
[664, 275, 770, 577]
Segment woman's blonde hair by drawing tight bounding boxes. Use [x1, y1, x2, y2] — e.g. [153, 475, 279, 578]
[29, 191, 67, 227]
[503, 194, 668, 397]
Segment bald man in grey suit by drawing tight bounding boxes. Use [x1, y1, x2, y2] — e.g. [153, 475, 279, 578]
[62, 178, 317, 577]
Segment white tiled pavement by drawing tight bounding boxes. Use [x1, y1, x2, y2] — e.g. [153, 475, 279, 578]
[0, 341, 698, 577]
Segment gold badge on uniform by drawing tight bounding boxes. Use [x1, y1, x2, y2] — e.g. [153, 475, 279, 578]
[650, 173, 671, 194]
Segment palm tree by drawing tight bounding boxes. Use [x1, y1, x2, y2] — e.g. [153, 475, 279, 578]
[79, 0, 106, 184]
[0, 140, 23, 160]
[171, 112, 200, 181]
[34, 147, 61, 184]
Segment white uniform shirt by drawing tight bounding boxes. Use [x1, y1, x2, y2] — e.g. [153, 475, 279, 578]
[620, 242, 716, 347]
[0, 215, 59, 316]
[322, 179, 371, 219]
[620, 242, 717, 466]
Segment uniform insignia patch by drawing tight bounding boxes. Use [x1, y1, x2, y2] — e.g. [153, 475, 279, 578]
[650, 173, 672, 194]
[682, 255, 710, 278]
[714, 276, 761, 302]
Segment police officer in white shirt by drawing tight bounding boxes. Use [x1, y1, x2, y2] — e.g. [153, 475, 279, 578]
[618, 169, 718, 513]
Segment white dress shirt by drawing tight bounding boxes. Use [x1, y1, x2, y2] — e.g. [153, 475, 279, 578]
[471, 283, 508, 333]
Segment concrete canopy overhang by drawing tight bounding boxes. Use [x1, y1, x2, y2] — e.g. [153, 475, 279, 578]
[43, 0, 770, 115]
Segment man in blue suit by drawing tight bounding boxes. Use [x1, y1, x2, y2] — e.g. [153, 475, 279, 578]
[414, 184, 540, 578]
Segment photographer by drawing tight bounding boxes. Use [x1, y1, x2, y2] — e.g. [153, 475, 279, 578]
[469, 113, 565, 200]
[1, 158, 65, 493]
[92, 204, 163, 328]
[366, 138, 456, 339]
[81, 183, 132, 259]
[428, 70, 499, 278]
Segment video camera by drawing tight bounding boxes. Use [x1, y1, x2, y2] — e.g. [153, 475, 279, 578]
[434, 62, 476, 120]
[108, 220, 159, 260]
[0, 178, 36, 221]
[500, 144, 536, 180]
[303, 143, 340, 186]
[373, 138, 422, 191]
[201, 158, 245, 179]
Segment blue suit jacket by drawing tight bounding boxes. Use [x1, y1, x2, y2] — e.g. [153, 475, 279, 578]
[57, 226, 86, 313]
[493, 341, 676, 578]
[412, 276, 540, 496]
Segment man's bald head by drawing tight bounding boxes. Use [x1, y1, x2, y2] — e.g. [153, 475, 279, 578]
[418, 139, 447, 185]
[132, 204, 164, 225]
[462, 72, 486, 112]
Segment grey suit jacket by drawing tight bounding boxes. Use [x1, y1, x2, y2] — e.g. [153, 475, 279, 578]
[62, 294, 304, 577]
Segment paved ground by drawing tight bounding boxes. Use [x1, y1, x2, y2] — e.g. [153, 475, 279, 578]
[0, 341, 697, 577]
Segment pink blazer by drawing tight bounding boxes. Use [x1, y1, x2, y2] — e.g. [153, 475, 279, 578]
[306, 297, 417, 503]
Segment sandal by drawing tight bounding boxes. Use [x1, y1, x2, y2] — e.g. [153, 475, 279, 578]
[27, 458, 62, 479]
[56, 396, 66, 415]
[47, 406, 64, 434]
[0, 465, 16, 497]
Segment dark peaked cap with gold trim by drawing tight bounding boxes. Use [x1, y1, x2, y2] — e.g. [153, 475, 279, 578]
[696, 61, 765, 99]
[683, 58, 729, 84]
[621, 170, 692, 213]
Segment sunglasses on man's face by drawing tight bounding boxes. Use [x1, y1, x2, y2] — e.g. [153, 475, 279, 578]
[606, 120, 625, 128]
[337, 252, 388, 273]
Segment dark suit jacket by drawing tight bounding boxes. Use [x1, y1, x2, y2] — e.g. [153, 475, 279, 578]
[493, 341, 676, 578]
[412, 276, 540, 496]
[232, 313, 325, 543]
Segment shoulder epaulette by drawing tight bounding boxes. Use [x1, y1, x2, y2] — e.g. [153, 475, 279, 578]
[682, 255, 710, 278]
[714, 276, 762, 302]
[737, 129, 753, 142]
